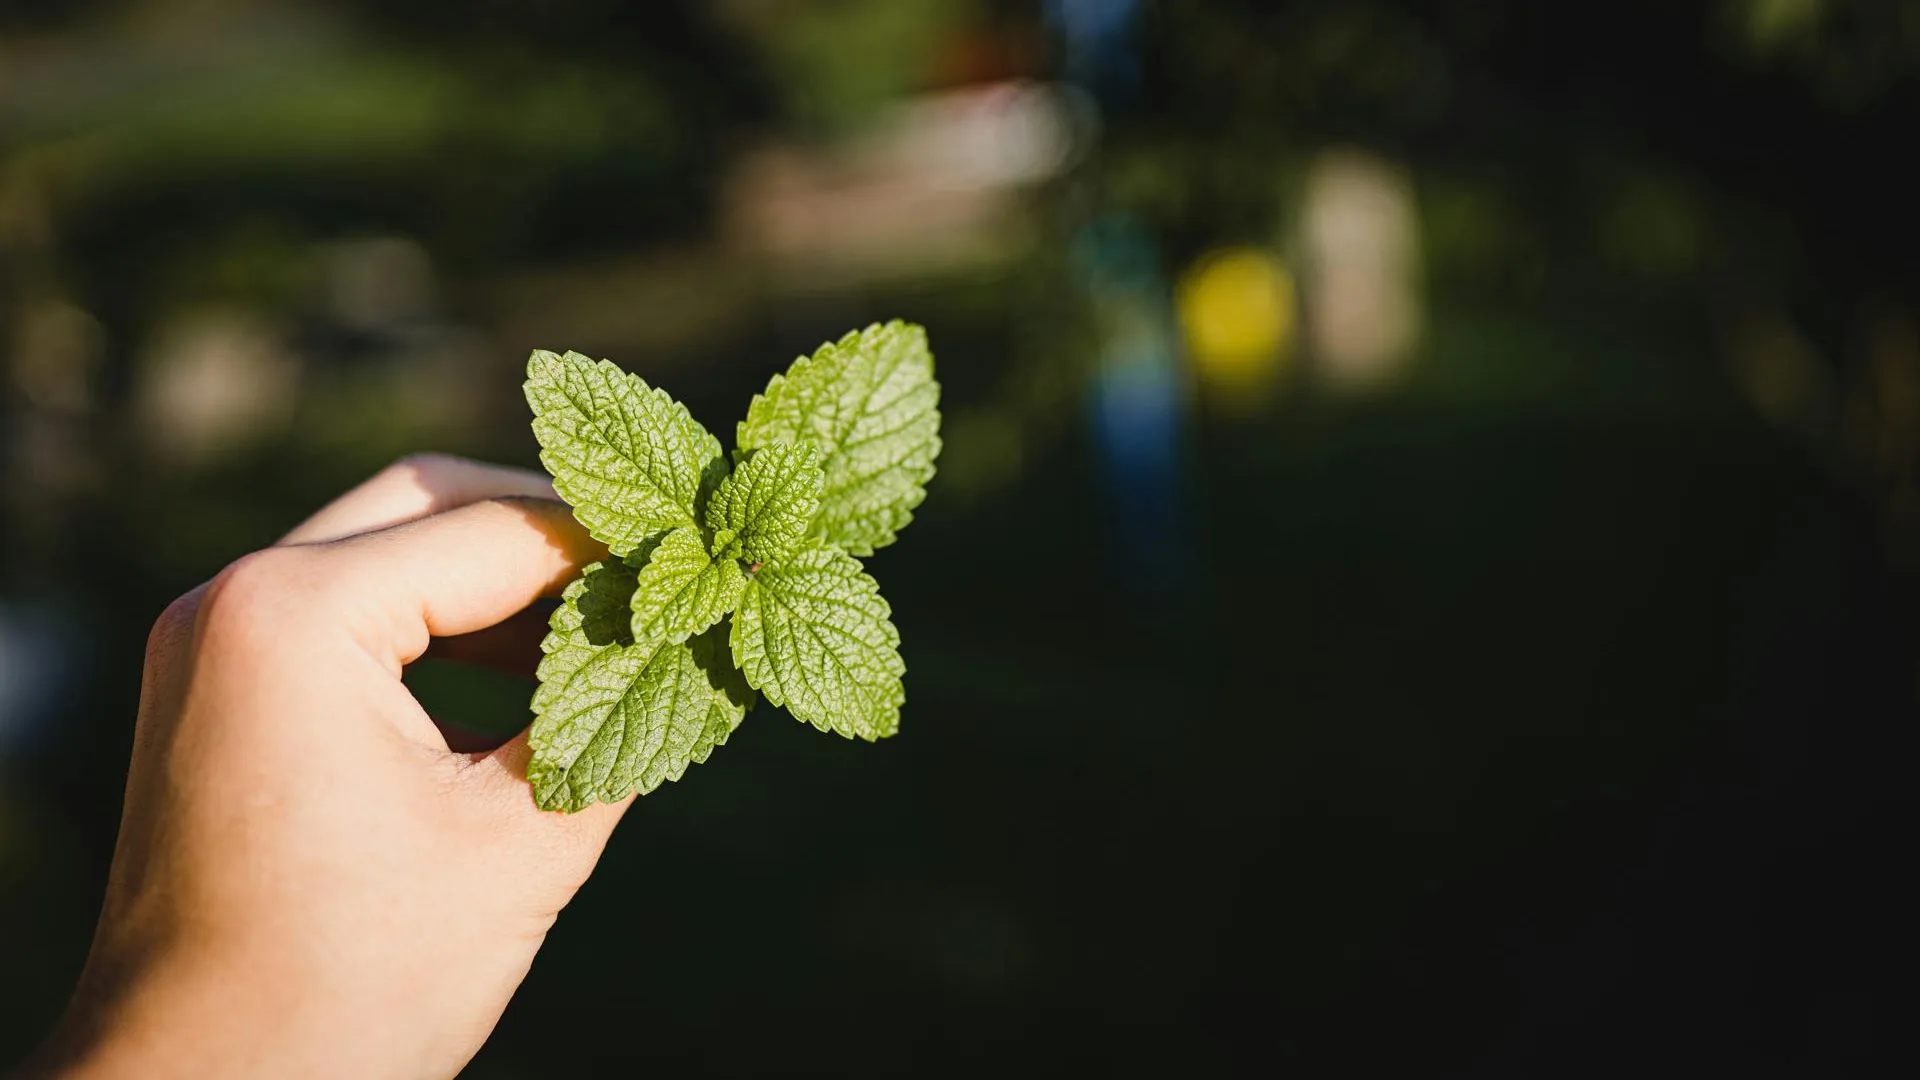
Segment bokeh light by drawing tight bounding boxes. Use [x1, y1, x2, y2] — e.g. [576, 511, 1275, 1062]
[1299, 149, 1423, 391]
[1175, 246, 1295, 409]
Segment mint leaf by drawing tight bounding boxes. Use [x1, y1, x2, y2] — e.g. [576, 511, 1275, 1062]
[730, 543, 904, 741]
[704, 442, 824, 567]
[628, 526, 746, 653]
[736, 320, 941, 556]
[529, 561, 753, 812]
[525, 349, 725, 556]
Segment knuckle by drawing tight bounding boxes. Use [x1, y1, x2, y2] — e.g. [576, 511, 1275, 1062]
[146, 588, 204, 658]
[199, 547, 317, 632]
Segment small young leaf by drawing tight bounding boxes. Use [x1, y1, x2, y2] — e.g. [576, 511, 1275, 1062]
[736, 321, 941, 556]
[730, 544, 904, 741]
[704, 442, 824, 567]
[529, 562, 753, 812]
[525, 350, 725, 556]
[628, 526, 746, 653]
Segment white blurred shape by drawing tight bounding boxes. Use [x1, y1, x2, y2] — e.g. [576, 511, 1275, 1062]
[724, 80, 1087, 284]
[317, 236, 435, 331]
[10, 301, 105, 413]
[137, 308, 301, 466]
[1300, 149, 1423, 390]
[876, 80, 1078, 187]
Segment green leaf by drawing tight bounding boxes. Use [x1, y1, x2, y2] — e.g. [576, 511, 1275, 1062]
[731, 544, 904, 741]
[736, 320, 941, 556]
[529, 561, 753, 812]
[628, 526, 746, 653]
[704, 442, 824, 567]
[525, 349, 726, 556]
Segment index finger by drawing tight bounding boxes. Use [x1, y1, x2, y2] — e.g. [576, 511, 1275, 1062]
[321, 496, 604, 671]
[282, 453, 557, 546]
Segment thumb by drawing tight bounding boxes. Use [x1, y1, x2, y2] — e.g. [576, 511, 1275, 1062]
[320, 494, 633, 843]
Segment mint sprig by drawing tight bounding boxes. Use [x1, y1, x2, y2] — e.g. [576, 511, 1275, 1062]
[521, 320, 940, 811]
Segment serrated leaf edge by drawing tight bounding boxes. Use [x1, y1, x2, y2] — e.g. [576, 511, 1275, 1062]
[735, 320, 941, 556]
[525, 349, 723, 555]
[729, 546, 904, 742]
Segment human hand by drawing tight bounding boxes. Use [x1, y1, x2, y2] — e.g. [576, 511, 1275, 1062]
[26, 455, 628, 1080]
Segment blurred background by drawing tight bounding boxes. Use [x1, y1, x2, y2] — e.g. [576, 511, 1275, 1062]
[4, 0, 1919, 1073]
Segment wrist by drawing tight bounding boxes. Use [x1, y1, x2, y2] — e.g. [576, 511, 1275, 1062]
[32, 942, 369, 1080]
[32, 953, 257, 1080]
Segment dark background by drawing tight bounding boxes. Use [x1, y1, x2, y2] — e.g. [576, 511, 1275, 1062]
[4, 1, 1918, 1074]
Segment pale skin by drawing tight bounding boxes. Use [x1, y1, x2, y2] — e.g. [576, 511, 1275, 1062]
[18, 455, 629, 1080]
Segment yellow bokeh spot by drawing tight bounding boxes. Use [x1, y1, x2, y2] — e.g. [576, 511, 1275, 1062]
[1176, 247, 1295, 406]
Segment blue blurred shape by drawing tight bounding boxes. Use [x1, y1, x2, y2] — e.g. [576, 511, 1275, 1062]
[1047, 0, 1141, 101]
[0, 601, 79, 758]
[1074, 215, 1189, 591]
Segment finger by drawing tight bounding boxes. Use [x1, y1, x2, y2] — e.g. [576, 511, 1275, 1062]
[421, 601, 558, 678]
[322, 496, 604, 671]
[281, 453, 556, 546]
[319, 496, 628, 836]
